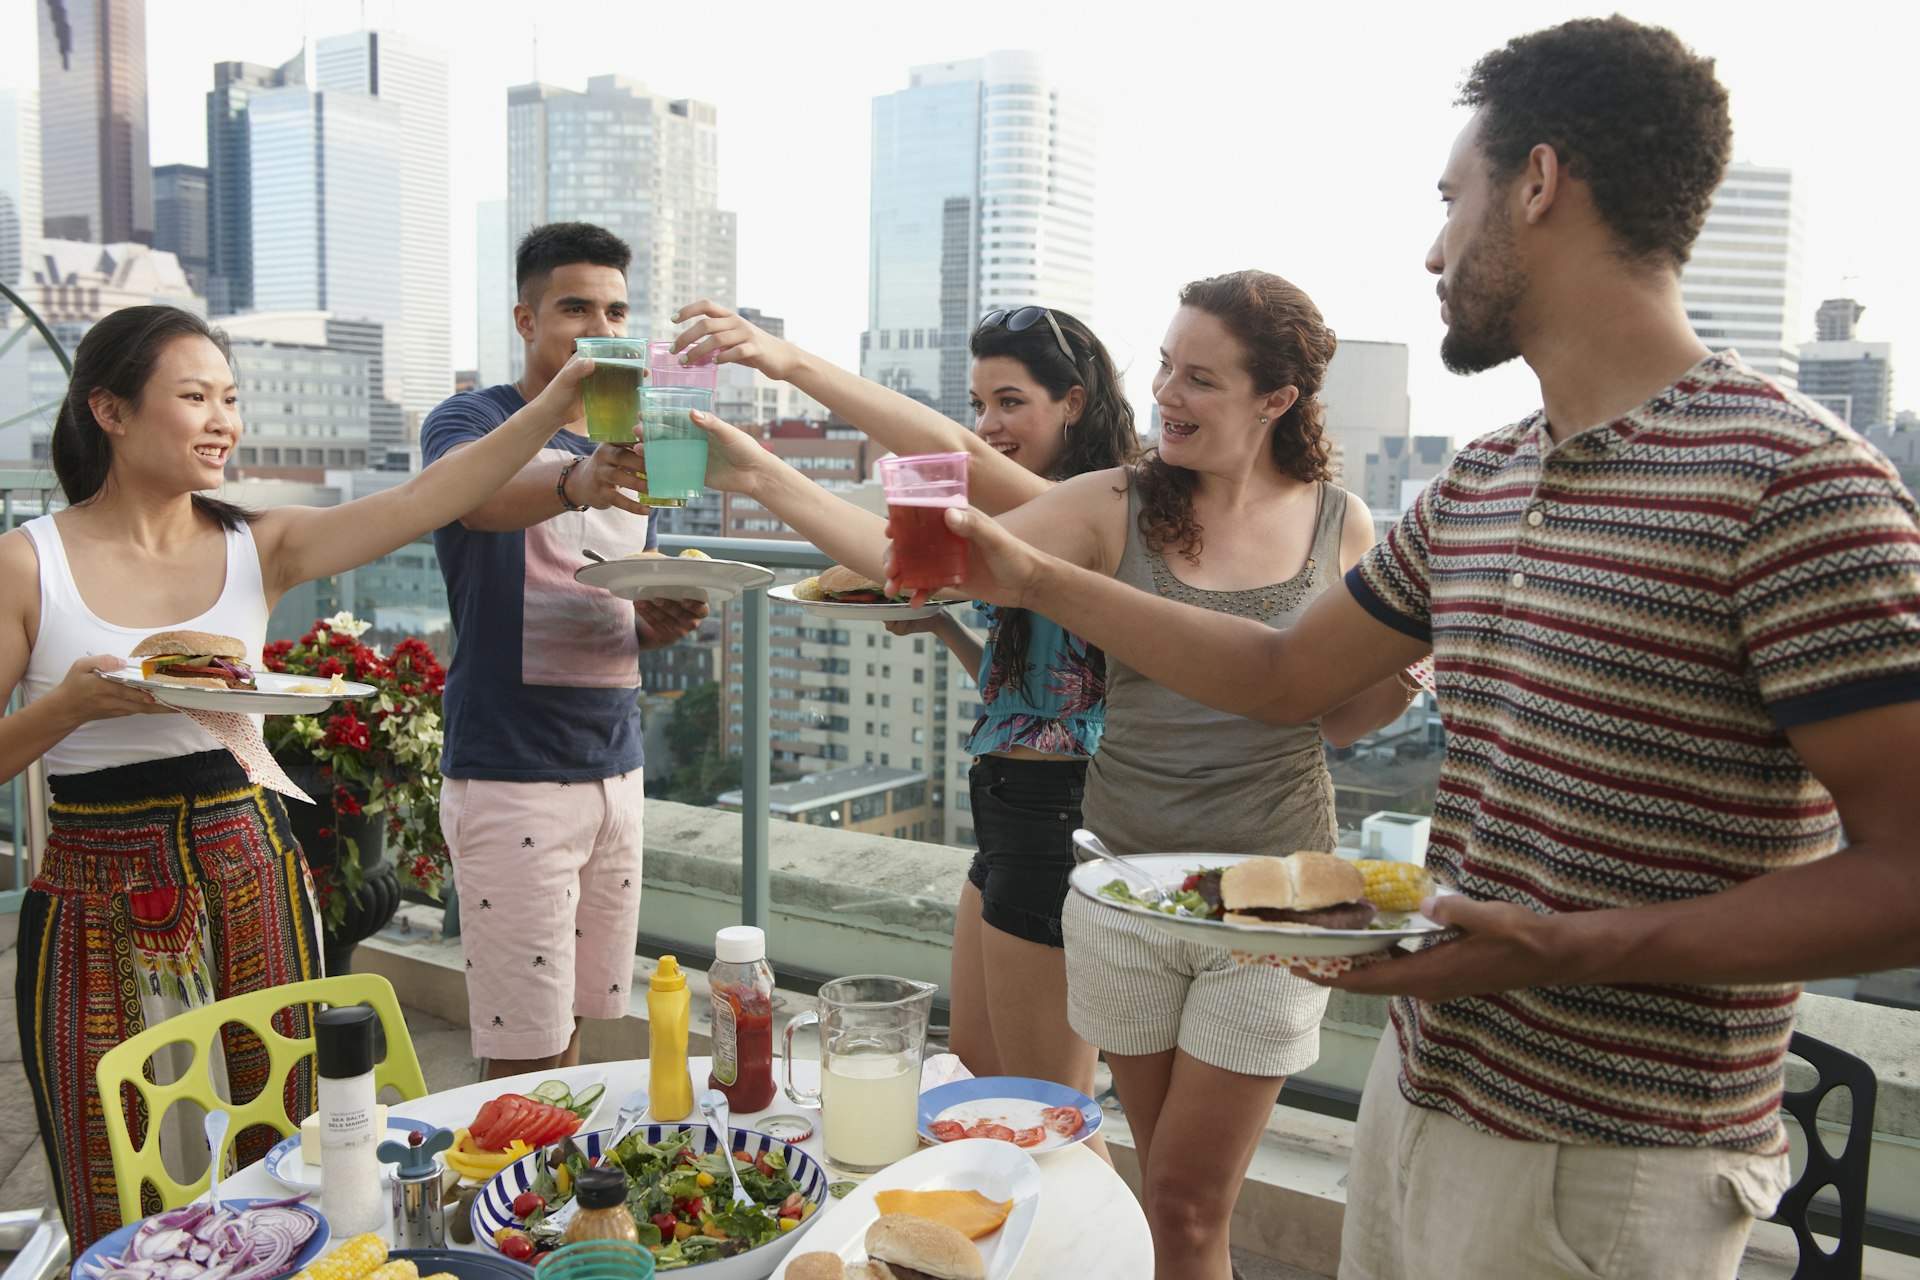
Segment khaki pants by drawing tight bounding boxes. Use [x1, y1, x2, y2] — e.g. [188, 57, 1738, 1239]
[1340, 1031, 1792, 1280]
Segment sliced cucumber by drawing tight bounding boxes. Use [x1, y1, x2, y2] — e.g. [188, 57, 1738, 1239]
[528, 1079, 573, 1105]
[567, 1082, 605, 1119]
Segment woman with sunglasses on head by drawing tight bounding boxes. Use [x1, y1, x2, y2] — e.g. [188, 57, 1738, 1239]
[674, 299, 1134, 1162]
[678, 275, 1419, 1280]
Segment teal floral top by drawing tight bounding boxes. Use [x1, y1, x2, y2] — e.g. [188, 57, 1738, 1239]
[962, 604, 1106, 758]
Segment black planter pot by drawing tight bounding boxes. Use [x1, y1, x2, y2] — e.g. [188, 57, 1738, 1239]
[279, 762, 400, 975]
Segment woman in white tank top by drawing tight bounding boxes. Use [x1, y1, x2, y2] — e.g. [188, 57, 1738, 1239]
[3, 305, 599, 1249]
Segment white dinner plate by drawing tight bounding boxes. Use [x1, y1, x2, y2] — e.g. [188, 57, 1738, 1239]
[768, 1138, 1040, 1280]
[575, 555, 774, 606]
[262, 1116, 436, 1192]
[1069, 852, 1449, 958]
[919, 1076, 1101, 1154]
[102, 667, 377, 715]
[768, 583, 960, 623]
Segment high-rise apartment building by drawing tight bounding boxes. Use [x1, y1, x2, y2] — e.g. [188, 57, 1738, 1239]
[474, 199, 513, 388]
[1681, 163, 1805, 384]
[205, 55, 304, 315]
[221, 310, 405, 470]
[505, 74, 738, 371]
[315, 31, 453, 425]
[0, 91, 41, 294]
[864, 51, 1096, 422]
[37, 0, 151, 245]
[247, 84, 405, 463]
[1798, 298, 1893, 429]
[1319, 339, 1411, 494]
[152, 163, 209, 294]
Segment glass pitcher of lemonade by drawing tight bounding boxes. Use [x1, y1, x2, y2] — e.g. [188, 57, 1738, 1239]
[782, 974, 937, 1174]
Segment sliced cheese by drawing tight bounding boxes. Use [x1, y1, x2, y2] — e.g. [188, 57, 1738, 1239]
[871, 1190, 1014, 1240]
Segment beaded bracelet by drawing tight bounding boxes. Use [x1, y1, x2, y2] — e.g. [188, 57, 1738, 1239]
[556, 456, 590, 513]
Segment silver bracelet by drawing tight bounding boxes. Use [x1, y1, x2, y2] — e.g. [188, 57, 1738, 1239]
[557, 456, 590, 513]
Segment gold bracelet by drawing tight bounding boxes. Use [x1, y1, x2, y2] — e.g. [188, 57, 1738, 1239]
[1394, 669, 1423, 697]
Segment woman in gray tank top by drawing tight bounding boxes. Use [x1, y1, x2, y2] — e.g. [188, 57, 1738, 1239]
[679, 271, 1422, 1280]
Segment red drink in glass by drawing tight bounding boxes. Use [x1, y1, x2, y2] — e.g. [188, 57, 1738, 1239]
[887, 499, 969, 590]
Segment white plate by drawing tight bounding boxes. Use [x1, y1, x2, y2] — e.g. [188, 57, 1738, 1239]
[575, 555, 774, 606]
[262, 1116, 435, 1192]
[1069, 852, 1449, 958]
[918, 1076, 1101, 1154]
[768, 1138, 1040, 1280]
[768, 583, 960, 622]
[102, 667, 378, 715]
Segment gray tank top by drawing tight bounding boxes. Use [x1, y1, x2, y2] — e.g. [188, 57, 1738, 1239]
[1083, 476, 1347, 858]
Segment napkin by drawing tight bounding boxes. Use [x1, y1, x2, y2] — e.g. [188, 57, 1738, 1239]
[184, 709, 313, 803]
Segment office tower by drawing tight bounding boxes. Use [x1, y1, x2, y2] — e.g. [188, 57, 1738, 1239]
[0, 91, 40, 293]
[1681, 163, 1805, 384]
[205, 55, 304, 315]
[315, 30, 453, 424]
[1319, 339, 1411, 492]
[247, 84, 405, 463]
[37, 0, 151, 245]
[864, 51, 1096, 422]
[222, 311, 405, 470]
[1798, 298, 1893, 429]
[474, 200, 512, 388]
[152, 163, 209, 294]
[506, 74, 738, 368]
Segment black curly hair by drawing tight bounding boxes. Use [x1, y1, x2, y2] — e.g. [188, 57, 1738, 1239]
[1459, 15, 1731, 269]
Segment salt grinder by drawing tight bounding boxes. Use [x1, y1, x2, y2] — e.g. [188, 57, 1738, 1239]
[378, 1127, 456, 1248]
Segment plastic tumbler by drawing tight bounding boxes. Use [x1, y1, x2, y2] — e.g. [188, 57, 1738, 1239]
[878, 452, 969, 592]
[575, 338, 647, 444]
[648, 340, 719, 390]
[638, 387, 713, 508]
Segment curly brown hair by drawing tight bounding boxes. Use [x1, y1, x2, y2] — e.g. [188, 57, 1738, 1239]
[1135, 270, 1336, 563]
[1459, 16, 1730, 269]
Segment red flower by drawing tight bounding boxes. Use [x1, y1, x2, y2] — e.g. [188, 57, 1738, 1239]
[324, 710, 371, 752]
[317, 826, 332, 839]
[334, 788, 363, 816]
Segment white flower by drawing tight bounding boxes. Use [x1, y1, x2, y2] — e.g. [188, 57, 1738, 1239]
[324, 611, 373, 639]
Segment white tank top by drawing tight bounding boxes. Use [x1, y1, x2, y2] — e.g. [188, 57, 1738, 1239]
[20, 513, 272, 776]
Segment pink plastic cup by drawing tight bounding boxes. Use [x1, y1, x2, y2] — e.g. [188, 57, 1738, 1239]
[878, 452, 970, 592]
[649, 340, 718, 390]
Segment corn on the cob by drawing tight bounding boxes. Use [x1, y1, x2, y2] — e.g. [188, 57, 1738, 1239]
[292, 1233, 387, 1280]
[1358, 860, 1432, 914]
[360, 1262, 419, 1280]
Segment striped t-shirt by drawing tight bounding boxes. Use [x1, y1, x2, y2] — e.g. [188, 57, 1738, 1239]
[1348, 351, 1920, 1151]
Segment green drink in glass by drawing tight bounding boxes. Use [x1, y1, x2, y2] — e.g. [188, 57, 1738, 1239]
[575, 338, 646, 444]
[638, 387, 712, 508]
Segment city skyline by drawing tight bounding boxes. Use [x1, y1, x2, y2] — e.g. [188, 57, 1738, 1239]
[4, 0, 1917, 444]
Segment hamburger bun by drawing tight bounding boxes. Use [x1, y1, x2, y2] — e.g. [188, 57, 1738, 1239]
[864, 1215, 984, 1280]
[817, 565, 883, 596]
[131, 630, 247, 660]
[1221, 853, 1373, 929]
[850, 1267, 896, 1279]
[784, 1254, 847, 1280]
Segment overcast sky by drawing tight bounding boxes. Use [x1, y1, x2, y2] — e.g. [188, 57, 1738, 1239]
[6, 0, 1916, 440]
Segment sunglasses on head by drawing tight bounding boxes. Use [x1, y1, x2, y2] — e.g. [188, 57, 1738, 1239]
[979, 306, 1075, 367]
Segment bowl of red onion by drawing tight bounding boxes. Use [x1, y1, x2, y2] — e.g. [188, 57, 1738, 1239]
[73, 1197, 327, 1280]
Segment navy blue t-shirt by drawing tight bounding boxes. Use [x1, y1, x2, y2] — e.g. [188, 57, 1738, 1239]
[421, 384, 657, 781]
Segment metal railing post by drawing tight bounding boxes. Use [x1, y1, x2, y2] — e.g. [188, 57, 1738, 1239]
[740, 585, 771, 932]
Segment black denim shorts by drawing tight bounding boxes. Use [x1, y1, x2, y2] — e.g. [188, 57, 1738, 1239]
[966, 756, 1088, 948]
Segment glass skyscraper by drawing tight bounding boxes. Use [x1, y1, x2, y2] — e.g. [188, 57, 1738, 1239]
[1681, 163, 1805, 385]
[36, 0, 151, 245]
[205, 55, 304, 316]
[505, 75, 738, 369]
[864, 51, 1096, 423]
[0, 90, 41, 295]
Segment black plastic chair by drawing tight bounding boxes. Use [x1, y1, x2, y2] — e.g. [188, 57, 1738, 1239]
[1771, 1030, 1877, 1279]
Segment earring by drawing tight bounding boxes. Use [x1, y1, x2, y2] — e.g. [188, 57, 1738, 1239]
[1259, 416, 1269, 424]
[1062, 418, 1075, 442]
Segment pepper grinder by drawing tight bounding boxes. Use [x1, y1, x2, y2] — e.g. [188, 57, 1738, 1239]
[378, 1127, 456, 1248]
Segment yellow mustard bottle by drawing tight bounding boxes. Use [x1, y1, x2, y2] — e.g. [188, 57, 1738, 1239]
[648, 956, 694, 1122]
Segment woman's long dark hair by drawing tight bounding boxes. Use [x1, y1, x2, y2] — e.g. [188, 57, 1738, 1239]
[1135, 270, 1336, 563]
[50, 305, 255, 530]
[970, 309, 1137, 701]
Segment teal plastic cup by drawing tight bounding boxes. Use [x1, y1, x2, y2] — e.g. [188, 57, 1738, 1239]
[638, 387, 712, 507]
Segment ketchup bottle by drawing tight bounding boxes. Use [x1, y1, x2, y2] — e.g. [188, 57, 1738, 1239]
[708, 926, 778, 1111]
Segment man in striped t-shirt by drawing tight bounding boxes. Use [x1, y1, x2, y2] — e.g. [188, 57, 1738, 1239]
[909, 15, 1920, 1280]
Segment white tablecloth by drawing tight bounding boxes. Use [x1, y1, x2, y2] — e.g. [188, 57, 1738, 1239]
[220, 1058, 1151, 1279]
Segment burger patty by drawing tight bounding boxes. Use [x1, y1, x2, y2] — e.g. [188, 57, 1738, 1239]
[868, 1265, 930, 1280]
[1234, 899, 1377, 930]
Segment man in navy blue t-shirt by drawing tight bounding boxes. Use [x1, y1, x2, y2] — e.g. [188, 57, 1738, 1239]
[421, 222, 707, 1078]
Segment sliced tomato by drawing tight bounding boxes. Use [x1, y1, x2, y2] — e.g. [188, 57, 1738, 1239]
[471, 1099, 503, 1140]
[964, 1122, 1015, 1143]
[1041, 1105, 1085, 1137]
[1011, 1126, 1046, 1148]
[529, 1102, 572, 1146]
[927, 1120, 967, 1143]
[552, 1109, 583, 1141]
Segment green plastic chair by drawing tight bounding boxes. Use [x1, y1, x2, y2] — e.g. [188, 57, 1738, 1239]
[95, 973, 428, 1223]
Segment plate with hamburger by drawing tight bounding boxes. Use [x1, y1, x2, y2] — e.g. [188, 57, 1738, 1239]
[575, 547, 776, 606]
[103, 629, 377, 714]
[771, 567, 961, 622]
[1072, 847, 1449, 958]
[772, 1138, 1040, 1280]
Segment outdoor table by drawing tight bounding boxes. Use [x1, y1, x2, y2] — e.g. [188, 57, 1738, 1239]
[220, 1056, 1152, 1278]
